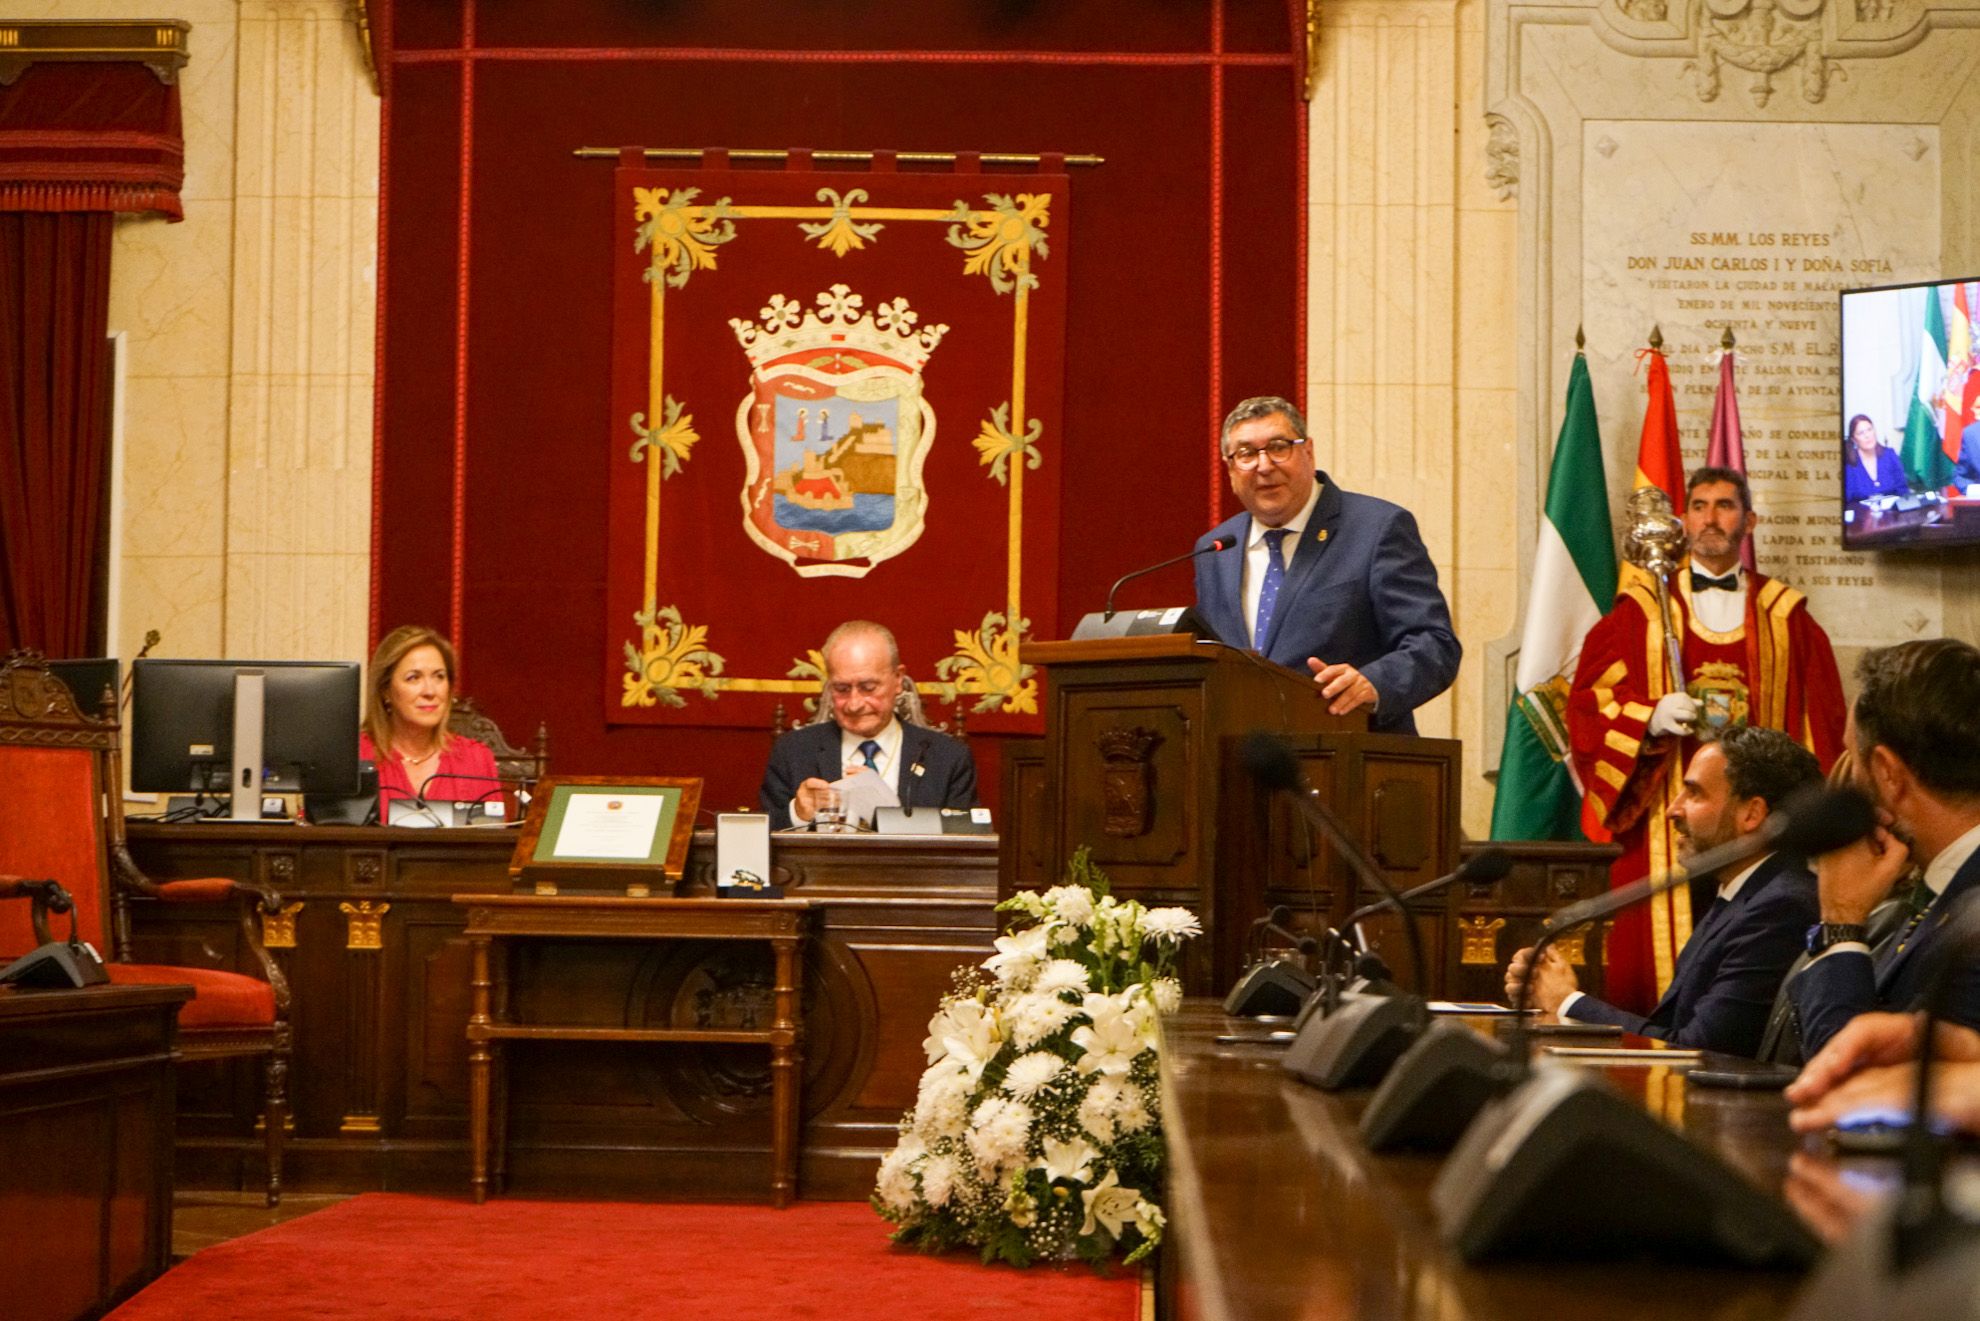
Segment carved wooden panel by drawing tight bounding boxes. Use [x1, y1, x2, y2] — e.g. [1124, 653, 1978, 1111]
[1061, 692, 1201, 877]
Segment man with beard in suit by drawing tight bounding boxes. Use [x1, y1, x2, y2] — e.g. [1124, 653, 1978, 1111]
[1504, 725, 1821, 1057]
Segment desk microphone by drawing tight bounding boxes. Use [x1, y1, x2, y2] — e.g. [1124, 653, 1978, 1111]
[1244, 732, 1433, 1088]
[1102, 537, 1233, 620]
[1426, 784, 1872, 1267]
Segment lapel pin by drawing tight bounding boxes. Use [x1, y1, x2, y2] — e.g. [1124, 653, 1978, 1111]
[912, 763, 926, 777]
[1316, 529, 1330, 543]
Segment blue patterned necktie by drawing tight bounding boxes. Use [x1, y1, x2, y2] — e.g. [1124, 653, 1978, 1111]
[1253, 528, 1292, 647]
[858, 739, 881, 772]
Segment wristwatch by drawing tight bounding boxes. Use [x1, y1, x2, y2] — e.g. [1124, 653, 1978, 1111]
[1806, 922, 1868, 954]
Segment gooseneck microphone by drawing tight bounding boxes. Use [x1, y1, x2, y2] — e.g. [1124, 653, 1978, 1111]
[1242, 731, 1427, 1007]
[1102, 536, 1234, 620]
[1506, 784, 1877, 1068]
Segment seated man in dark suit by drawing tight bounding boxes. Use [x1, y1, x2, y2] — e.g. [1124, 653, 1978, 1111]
[1504, 726, 1821, 1057]
[1789, 638, 1980, 1056]
[1192, 396, 1459, 734]
[759, 620, 977, 831]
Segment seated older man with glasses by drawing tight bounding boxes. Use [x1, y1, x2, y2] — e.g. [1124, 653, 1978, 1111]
[1190, 395, 1460, 734]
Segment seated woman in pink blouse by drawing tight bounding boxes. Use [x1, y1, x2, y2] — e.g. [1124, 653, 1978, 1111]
[358, 625, 499, 816]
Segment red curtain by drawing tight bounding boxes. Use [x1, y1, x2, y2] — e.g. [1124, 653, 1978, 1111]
[0, 211, 113, 656]
[0, 61, 182, 656]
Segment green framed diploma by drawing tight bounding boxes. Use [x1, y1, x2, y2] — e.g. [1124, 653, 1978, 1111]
[510, 776, 703, 895]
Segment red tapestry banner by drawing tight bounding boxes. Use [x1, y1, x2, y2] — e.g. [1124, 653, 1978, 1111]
[605, 162, 1067, 733]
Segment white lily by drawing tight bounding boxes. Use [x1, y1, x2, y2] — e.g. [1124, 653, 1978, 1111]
[1035, 1135, 1097, 1184]
[1080, 1169, 1140, 1237]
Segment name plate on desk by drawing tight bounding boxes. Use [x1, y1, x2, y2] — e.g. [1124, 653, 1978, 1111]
[509, 776, 702, 896]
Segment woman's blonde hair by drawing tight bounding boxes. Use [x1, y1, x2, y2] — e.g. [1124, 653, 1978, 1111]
[364, 625, 459, 756]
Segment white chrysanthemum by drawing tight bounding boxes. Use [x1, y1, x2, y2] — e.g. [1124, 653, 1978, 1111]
[1035, 1134, 1097, 1184]
[986, 924, 1051, 987]
[874, 1136, 925, 1214]
[1050, 922, 1084, 946]
[913, 1066, 970, 1138]
[1151, 976, 1183, 1014]
[1003, 1050, 1065, 1100]
[1034, 959, 1090, 995]
[1042, 885, 1096, 928]
[967, 1096, 1035, 1177]
[1142, 907, 1203, 942]
[922, 1154, 957, 1208]
[1113, 1081, 1152, 1134]
[1079, 1076, 1129, 1140]
[1006, 991, 1079, 1050]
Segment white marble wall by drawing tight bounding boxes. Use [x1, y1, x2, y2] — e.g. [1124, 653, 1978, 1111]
[1308, 0, 1521, 836]
[31, 1, 378, 668]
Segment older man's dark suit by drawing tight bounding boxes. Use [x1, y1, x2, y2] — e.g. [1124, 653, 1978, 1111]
[1192, 473, 1460, 734]
[1789, 847, 1980, 1057]
[1562, 853, 1816, 1057]
[759, 722, 977, 831]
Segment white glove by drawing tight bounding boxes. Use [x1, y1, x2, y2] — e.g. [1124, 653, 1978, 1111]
[1647, 692, 1700, 738]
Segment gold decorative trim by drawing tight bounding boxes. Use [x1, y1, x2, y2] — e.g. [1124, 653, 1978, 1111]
[1677, 573, 1744, 647]
[1555, 929, 1589, 966]
[1595, 762, 1628, 792]
[1304, 0, 1323, 101]
[339, 900, 389, 951]
[0, 19, 189, 86]
[261, 901, 304, 950]
[579, 147, 1103, 167]
[347, 0, 377, 94]
[1603, 729, 1642, 759]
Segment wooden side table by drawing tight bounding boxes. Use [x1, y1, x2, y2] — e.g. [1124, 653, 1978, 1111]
[453, 895, 813, 1205]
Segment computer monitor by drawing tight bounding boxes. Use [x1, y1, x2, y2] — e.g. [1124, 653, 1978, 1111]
[130, 659, 362, 818]
[46, 658, 120, 717]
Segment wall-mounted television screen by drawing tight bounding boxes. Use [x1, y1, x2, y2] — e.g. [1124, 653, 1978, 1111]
[1839, 277, 1980, 549]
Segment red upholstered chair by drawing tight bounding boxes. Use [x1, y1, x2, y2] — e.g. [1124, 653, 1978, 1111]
[0, 652, 291, 1204]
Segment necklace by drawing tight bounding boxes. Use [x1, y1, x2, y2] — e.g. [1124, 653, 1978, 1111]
[393, 742, 440, 767]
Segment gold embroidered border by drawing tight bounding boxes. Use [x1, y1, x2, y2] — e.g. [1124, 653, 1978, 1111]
[620, 188, 1053, 714]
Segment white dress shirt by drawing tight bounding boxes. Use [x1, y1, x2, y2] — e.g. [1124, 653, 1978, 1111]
[1687, 564, 1747, 635]
[1557, 853, 1770, 1022]
[1241, 481, 1323, 646]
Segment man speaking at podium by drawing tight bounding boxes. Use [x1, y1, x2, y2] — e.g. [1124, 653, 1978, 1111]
[1192, 396, 1460, 734]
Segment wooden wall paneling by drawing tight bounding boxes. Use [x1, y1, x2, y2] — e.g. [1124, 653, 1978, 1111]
[997, 736, 1049, 897]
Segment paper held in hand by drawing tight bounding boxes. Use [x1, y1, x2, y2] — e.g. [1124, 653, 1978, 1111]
[834, 766, 899, 826]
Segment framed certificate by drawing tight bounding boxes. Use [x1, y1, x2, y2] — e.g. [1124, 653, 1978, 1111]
[510, 776, 703, 895]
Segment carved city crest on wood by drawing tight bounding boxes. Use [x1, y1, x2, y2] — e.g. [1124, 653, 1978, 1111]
[1095, 725, 1162, 838]
[1459, 915, 1508, 964]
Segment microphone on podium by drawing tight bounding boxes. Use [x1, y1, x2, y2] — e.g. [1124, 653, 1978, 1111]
[1069, 537, 1234, 642]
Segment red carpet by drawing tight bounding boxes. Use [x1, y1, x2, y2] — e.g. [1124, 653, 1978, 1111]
[109, 1195, 1140, 1320]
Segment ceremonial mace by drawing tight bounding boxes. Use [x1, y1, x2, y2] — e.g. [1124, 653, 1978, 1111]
[1622, 486, 1688, 694]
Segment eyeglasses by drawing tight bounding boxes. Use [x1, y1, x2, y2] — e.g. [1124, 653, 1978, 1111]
[1224, 437, 1308, 471]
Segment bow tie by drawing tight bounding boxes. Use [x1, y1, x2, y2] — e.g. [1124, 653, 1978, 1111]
[1690, 569, 1739, 593]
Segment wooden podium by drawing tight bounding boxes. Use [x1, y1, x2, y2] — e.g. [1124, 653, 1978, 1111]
[1007, 636, 1460, 995]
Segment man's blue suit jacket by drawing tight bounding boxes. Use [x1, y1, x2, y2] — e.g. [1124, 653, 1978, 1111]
[1789, 844, 1980, 1057]
[1564, 853, 1817, 1058]
[758, 721, 978, 831]
[1192, 474, 1460, 733]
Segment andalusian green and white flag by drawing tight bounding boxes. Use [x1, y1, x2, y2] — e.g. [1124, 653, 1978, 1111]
[1900, 286, 1959, 492]
[1489, 350, 1618, 841]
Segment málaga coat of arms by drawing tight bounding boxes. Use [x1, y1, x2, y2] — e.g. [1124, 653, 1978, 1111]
[730, 284, 948, 578]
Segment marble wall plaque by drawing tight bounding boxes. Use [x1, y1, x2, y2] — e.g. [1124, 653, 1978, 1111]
[1582, 120, 1944, 645]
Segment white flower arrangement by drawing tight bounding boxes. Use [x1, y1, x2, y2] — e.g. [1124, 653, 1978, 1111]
[873, 848, 1200, 1267]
